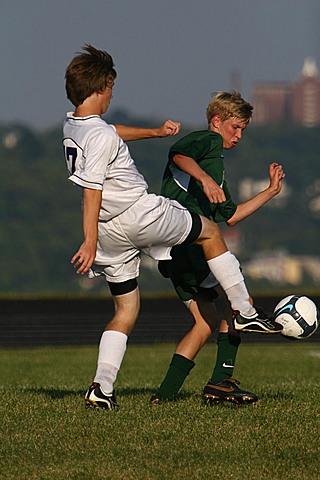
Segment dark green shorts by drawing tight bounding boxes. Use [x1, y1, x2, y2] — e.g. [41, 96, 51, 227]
[158, 244, 219, 302]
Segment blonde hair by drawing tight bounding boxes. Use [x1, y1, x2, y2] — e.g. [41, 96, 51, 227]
[206, 91, 253, 126]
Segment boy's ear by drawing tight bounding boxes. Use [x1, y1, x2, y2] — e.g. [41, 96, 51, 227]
[211, 115, 221, 129]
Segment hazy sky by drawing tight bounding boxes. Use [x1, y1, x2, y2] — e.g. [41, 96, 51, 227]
[2, 0, 319, 130]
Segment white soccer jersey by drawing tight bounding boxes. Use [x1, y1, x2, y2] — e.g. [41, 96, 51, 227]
[63, 113, 148, 221]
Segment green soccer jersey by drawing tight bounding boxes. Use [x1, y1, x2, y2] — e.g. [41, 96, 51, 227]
[161, 129, 237, 223]
[160, 129, 237, 302]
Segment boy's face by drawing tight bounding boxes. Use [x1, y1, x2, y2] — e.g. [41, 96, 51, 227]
[210, 116, 247, 150]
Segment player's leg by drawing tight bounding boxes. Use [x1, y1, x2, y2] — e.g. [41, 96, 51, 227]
[203, 286, 258, 405]
[85, 279, 140, 410]
[151, 291, 218, 403]
[194, 215, 282, 334]
[209, 286, 240, 382]
[175, 293, 217, 359]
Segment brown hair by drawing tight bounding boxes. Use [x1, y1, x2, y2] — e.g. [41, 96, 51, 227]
[65, 44, 117, 107]
[206, 91, 253, 126]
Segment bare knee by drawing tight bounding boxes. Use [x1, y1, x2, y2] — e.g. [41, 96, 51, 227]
[189, 295, 218, 335]
[195, 216, 222, 242]
[175, 298, 215, 359]
[194, 216, 228, 258]
[106, 287, 140, 336]
[192, 321, 213, 342]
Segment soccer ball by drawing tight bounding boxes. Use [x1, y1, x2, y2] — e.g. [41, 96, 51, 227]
[273, 295, 319, 340]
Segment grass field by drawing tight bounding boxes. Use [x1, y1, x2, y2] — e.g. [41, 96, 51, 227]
[1, 342, 319, 480]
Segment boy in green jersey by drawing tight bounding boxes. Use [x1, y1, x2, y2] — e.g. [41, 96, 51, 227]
[152, 91, 285, 405]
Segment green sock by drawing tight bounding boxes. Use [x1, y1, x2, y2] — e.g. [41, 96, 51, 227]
[155, 353, 195, 400]
[210, 332, 241, 383]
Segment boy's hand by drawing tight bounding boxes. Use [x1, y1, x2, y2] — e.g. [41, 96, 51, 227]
[156, 120, 181, 137]
[201, 174, 226, 203]
[268, 162, 286, 195]
[71, 240, 96, 275]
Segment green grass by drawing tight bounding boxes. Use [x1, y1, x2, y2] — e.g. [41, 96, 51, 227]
[1, 343, 319, 479]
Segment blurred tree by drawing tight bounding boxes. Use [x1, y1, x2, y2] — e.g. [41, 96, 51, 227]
[0, 117, 319, 294]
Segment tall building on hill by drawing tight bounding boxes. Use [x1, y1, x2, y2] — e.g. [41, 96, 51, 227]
[291, 57, 320, 127]
[251, 82, 291, 124]
[251, 57, 320, 127]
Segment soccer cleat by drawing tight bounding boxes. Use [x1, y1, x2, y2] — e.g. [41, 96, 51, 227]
[203, 378, 258, 405]
[233, 309, 283, 334]
[85, 382, 119, 410]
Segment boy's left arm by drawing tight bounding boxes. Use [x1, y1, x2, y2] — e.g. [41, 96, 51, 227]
[173, 153, 226, 204]
[115, 120, 181, 141]
[226, 162, 285, 226]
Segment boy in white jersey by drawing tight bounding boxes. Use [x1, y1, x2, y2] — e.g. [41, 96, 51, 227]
[63, 45, 282, 410]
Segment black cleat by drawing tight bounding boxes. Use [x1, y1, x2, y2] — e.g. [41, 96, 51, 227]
[233, 309, 283, 334]
[85, 382, 119, 410]
[203, 378, 258, 405]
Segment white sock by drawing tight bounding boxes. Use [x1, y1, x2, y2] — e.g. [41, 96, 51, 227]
[93, 330, 127, 394]
[207, 251, 256, 316]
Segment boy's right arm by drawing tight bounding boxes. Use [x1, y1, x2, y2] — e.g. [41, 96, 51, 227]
[71, 187, 102, 275]
[172, 153, 226, 203]
[115, 120, 181, 141]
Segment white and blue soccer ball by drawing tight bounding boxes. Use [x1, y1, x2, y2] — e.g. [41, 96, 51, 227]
[273, 295, 319, 340]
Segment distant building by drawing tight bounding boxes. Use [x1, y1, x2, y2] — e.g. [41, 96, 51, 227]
[291, 58, 320, 127]
[251, 57, 320, 127]
[251, 82, 291, 125]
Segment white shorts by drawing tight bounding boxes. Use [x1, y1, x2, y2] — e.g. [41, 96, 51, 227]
[90, 192, 193, 283]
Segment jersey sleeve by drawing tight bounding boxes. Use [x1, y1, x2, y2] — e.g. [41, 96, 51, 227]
[169, 132, 213, 163]
[211, 180, 237, 222]
[68, 129, 120, 190]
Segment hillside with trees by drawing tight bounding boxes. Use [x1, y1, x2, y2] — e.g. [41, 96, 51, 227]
[1, 112, 319, 295]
